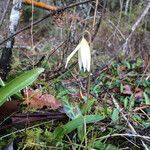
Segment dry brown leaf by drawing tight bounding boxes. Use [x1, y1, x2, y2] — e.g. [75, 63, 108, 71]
[23, 89, 61, 110]
[120, 65, 126, 71]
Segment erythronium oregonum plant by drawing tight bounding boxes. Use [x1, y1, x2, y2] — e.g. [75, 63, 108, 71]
[65, 36, 91, 72]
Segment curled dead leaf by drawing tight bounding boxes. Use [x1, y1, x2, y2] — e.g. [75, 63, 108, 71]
[23, 89, 61, 110]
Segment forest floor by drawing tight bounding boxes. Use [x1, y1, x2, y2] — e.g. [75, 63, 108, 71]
[0, 1, 150, 150]
[0, 55, 149, 149]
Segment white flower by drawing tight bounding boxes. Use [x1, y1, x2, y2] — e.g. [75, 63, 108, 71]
[65, 37, 91, 72]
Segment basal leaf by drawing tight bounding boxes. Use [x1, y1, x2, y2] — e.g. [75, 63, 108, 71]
[0, 68, 44, 106]
[63, 115, 104, 134]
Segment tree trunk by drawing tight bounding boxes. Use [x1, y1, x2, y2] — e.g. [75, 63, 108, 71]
[0, 0, 22, 80]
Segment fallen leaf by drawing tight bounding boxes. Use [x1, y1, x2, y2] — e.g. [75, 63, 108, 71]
[0, 101, 20, 120]
[120, 65, 126, 71]
[122, 85, 132, 95]
[134, 88, 143, 100]
[112, 88, 120, 93]
[23, 89, 61, 110]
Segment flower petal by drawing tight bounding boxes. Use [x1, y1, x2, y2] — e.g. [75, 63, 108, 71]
[78, 48, 82, 70]
[80, 37, 91, 72]
[86, 47, 91, 72]
[65, 43, 81, 68]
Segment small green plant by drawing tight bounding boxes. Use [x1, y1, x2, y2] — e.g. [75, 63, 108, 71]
[0, 68, 44, 106]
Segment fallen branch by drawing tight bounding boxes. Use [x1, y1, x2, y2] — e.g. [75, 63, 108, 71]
[23, 0, 57, 11]
[11, 111, 67, 124]
[0, 111, 67, 131]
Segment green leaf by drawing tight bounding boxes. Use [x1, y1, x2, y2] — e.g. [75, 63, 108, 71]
[143, 92, 150, 105]
[123, 97, 128, 109]
[63, 115, 104, 135]
[0, 77, 5, 86]
[63, 101, 82, 119]
[93, 140, 119, 150]
[120, 83, 123, 93]
[129, 96, 135, 110]
[111, 108, 119, 123]
[53, 115, 104, 140]
[0, 68, 44, 106]
[123, 61, 131, 69]
[145, 88, 150, 94]
[81, 98, 96, 115]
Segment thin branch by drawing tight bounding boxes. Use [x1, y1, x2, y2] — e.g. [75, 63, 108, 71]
[97, 133, 150, 141]
[0, 120, 54, 139]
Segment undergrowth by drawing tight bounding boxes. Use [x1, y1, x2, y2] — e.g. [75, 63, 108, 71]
[0, 58, 149, 150]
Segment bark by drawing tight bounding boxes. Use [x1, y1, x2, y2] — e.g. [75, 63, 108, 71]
[0, 0, 22, 79]
[125, 0, 130, 14]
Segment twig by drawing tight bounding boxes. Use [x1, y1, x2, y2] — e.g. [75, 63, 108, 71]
[0, 120, 54, 139]
[97, 133, 150, 141]
[107, 19, 125, 40]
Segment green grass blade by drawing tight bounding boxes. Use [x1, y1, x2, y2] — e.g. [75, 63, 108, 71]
[0, 68, 44, 106]
[63, 115, 104, 134]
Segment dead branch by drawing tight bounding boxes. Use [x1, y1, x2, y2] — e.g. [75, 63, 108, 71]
[23, 0, 57, 11]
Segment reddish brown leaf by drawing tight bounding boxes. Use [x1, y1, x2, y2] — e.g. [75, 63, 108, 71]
[23, 89, 61, 110]
[134, 88, 143, 100]
[0, 101, 20, 120]
[122, 85, 132, 95]
[120, 65, 126, 71]
[112, 88, 120, 93]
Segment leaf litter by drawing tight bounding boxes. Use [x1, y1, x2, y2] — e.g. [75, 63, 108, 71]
[23, 88, 62, 110]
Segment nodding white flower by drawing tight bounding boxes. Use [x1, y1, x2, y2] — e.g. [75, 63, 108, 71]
[65, 37, 91, 72]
